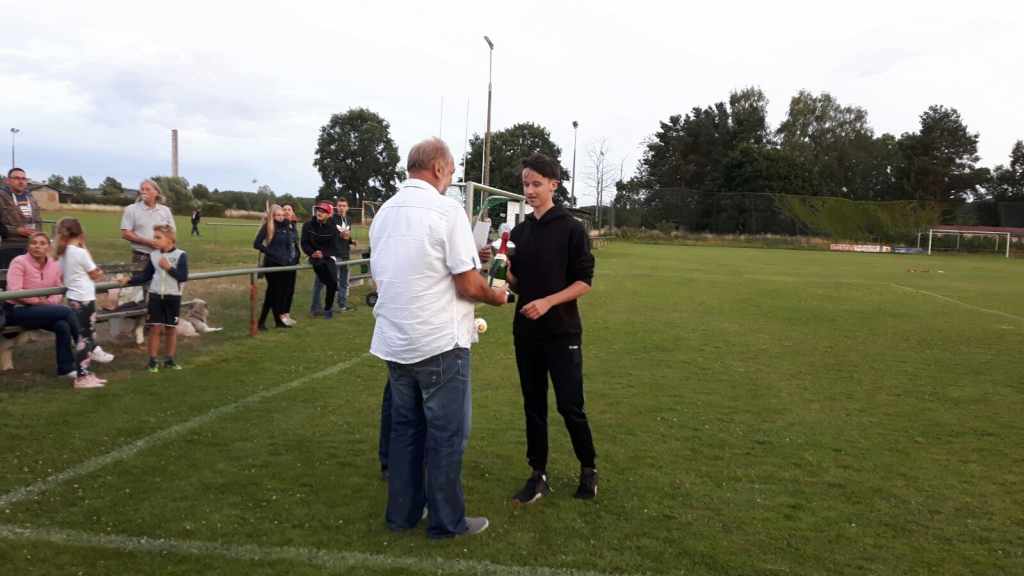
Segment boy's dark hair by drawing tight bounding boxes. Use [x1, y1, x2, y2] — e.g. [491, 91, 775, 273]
[7, 167, 24, 177]
[521, 153, 561, 181]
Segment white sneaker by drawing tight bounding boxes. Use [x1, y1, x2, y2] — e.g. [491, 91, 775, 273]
[90, 346, 115, 364]
[73, 373, 106, 389]
[281, 316, 297, 327]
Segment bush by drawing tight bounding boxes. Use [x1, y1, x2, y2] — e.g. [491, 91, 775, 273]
[202, 201, 226, 218]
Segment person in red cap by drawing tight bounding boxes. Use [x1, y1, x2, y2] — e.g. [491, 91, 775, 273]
[300, 201, 341, 318]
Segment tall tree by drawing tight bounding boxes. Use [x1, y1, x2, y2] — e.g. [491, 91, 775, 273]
[100, 176, 124, 199]
[990, 140, 1024, 200]
[899, 105, 989, 202]
[776, 90, 873, 196]
[313, 108, 402, 205]
[585, 140, 617, 227]
[66, 175, 88, 194]
[46, 174, 66, 188]
[191, 183, 211, 201]
[463, 122, 572, 205]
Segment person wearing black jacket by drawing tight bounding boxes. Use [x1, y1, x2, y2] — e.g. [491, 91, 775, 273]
[254, 204, 300, 329]
[311, 197, 357, 315]
[507, 152, 598, 504]
[301, 201, 341, 319]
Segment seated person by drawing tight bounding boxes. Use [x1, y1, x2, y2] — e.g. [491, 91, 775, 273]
[4, 232, 104, 388]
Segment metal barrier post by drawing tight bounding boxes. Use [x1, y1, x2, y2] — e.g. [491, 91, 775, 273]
[249, 273, 258, 337]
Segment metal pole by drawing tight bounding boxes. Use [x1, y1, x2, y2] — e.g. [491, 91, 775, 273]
[10, 128, 19, 167]
[482, 36, 494, 187]
[571, 121, 578, 206]
[1007, 233, 1011, 258]
[465, 182, 475, 219]
[928, 229, 933, 255]
[249, 273, 258, 337]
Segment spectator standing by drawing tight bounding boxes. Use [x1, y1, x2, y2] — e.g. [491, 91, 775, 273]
[370, 137, 510, 538]
[4, 232, 104, 388]
[301, 202, 341, 319]
[190, 208, 202, 237]
[120, 180, 176, 273]
[253, 204, 300, 330]
[130, 225, 188, 373]
[0, 168, 43, 270]
[310, 197, 357, 315]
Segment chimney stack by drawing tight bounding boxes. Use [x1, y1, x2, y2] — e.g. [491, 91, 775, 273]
[171, 129, 179, 178]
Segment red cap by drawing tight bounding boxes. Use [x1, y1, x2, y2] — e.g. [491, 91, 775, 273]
[315, 202, 334, 215]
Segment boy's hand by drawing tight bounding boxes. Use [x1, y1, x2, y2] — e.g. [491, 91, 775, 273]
[519, 297, 552, 320]
[158, 257, 172, 271]
[312, 250, 323, 259]
[478, 246, 492, 264]
[118, 276, 130, 286]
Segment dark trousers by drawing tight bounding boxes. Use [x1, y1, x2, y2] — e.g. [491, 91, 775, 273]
[281, 270, 296, 314]
[5, 304, 81, 375]
[379, 379, 392, 470]
[386, 347, 472, 538]
[67, 300, 97, 357]
[311, 258, 349, 311]
[259, 268, 294, 326]
[310, 258, 338, 312]
[190, 223, 200, 236]
[514, 333, 596, 471]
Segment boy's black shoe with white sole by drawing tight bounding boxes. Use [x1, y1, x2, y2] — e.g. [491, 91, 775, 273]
[512, 470, 551, 505]
[574, 467, 598, 500]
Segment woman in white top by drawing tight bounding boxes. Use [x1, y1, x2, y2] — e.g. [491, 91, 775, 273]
[57, 218, 115, 365]
[119, 180, 176, 272]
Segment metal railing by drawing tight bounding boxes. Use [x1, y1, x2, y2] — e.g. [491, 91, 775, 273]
[0, 258, 371, 337]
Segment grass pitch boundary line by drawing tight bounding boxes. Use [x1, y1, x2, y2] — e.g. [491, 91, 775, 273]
[889, 284, 1024, 322]
[0, 523, 634, 576]
[0, 353, 371, 508]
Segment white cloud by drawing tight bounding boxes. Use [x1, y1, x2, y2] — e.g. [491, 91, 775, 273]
[1, 0, 1021, 205]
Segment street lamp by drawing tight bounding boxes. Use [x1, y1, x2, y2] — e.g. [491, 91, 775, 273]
[570, 121, 578, 207]
[482, 35, 494, 186]
[10, 128, 20, 168]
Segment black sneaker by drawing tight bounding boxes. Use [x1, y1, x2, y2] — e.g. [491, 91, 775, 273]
[147, 359, 159, 374]
[574, 467, 598, 500]
[512, 470, 550, 505]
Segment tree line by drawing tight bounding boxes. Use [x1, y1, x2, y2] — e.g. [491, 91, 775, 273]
[616, 88, 1024, 229]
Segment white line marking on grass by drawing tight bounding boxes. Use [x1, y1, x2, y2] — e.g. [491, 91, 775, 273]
[0, 353, 371, 508]
[0, 524, 635, 576]
[889, 284, 1024, 322]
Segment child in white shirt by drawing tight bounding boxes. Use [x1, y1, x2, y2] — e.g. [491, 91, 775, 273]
[57, 218, 115, 366]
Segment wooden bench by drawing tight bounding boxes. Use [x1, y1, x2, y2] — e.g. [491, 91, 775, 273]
[1, 264, 193, 372]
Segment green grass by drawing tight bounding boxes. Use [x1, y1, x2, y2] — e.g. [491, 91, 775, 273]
[2, 215, 1023, 575]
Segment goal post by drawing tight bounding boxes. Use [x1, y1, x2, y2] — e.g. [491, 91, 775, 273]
[927, 228, 1011, 258]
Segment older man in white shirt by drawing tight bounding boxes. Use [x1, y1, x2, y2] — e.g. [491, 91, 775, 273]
[370, 137, 509, 538]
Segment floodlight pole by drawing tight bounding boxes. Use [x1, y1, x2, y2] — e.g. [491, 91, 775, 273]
[482, 36, 494, 187]
[10, 127, 19, 167]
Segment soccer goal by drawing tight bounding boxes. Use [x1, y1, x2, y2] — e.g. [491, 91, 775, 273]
[361, 200, 383, 224]
[925, 228, 1012, 258]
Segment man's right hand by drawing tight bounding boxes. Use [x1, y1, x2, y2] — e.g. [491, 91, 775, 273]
[17, 227, 34, 237]
[491, 287, 510, 306]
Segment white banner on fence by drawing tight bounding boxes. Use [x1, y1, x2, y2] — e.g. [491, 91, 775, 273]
[829, 243, 892, 254]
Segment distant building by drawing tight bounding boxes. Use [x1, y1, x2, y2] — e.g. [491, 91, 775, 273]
[28, 184, 67, 210]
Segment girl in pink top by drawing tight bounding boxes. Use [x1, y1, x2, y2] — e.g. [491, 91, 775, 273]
[4, 232, 105, 388]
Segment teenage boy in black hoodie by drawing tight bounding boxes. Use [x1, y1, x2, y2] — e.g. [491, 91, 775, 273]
[507, 152, 598, 503]
[301, 202, 341, 319]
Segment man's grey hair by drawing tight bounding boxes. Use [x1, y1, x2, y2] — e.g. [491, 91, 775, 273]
[407, 138, 453, 173]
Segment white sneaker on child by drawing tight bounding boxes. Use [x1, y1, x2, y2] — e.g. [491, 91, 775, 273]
[90, 346, 115, 363]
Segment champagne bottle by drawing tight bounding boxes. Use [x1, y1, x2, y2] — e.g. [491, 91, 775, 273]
[489, 231, 510, 288]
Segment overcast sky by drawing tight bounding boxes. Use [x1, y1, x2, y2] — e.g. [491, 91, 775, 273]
[2, 0, 1021, 205]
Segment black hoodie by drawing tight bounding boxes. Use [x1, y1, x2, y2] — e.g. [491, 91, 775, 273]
[301, 216, 339, 260]
[509, 204, 595, 338]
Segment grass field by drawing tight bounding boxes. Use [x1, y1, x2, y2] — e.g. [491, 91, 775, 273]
[2, 211, 1023, 575]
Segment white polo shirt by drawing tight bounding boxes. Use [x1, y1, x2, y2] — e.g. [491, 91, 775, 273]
[369, 178, 481, 365]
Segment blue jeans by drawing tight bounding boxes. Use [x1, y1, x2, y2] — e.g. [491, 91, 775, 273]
[5, 304, 81, 375]
[385, 347, 472, 538]
[379, 379, 392, 470]
[310, 259, 349, 312]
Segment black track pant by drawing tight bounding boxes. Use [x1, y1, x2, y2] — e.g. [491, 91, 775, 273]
[514, 333, 596, 471]
[259, 268, 294, 326]
[310, 258, 338, 311]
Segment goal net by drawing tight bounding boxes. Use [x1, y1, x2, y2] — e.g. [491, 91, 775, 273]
[925, 228, 1012, 258]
